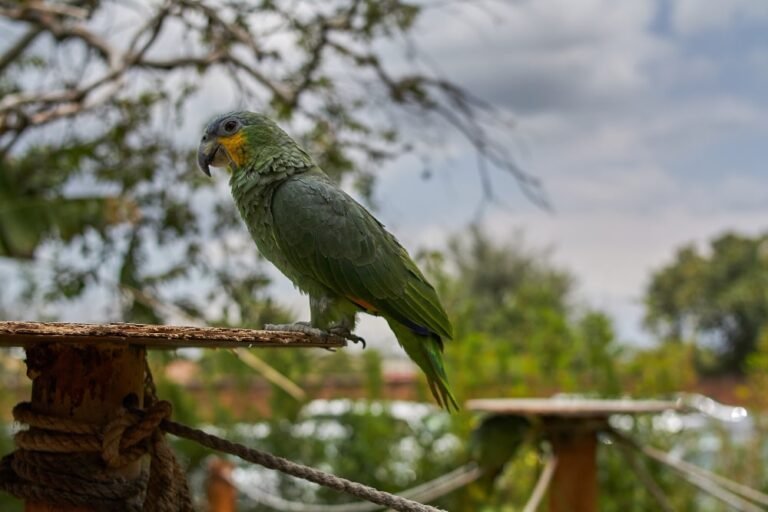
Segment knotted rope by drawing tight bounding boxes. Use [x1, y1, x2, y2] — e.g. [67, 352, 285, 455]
[0, 400, 193, 511]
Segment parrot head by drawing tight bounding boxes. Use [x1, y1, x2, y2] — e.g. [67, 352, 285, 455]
[197, 111, 286, 176]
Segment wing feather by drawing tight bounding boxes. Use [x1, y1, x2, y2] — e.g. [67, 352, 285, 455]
[271, 173, 452, 340]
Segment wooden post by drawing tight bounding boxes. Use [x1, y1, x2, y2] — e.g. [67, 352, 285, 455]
[207, 457, 237, 512]
[24, 342, 146, 512]
[548, 431, 598, 512]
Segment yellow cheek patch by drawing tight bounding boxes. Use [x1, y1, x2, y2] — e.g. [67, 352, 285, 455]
[217, 132, 247, 167]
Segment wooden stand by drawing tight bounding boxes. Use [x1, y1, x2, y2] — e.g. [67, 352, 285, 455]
[0, 321, 344, 511]
[25, 343, 146, 512]
[468, 398, 682, 512]
[548, 430, 597, 512]
[206, 458, 237, 512]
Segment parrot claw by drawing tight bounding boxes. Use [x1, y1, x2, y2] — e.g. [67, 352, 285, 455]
[329, 327, 367, 348]
[264, 323, 365, 347]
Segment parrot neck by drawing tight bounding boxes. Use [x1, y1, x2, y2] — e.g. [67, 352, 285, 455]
[229, 144, 313, 195]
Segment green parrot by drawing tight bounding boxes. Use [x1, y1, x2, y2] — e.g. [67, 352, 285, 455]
[469, 414, 532, 490]
[197, 111, 457, 410]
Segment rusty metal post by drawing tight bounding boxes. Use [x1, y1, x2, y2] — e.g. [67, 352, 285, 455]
[548, 431, 598, 512]
[24, 342, 146, 512]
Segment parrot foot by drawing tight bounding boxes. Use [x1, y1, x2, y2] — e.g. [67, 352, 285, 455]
[263, 322, 366, 348]
[329, 327, 367, 348]
[264, 322, 328, 339]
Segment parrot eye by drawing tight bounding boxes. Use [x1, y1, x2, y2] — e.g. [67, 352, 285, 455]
[222, 119, 240, 134]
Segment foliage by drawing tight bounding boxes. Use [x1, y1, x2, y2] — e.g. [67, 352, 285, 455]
[644, 231, 768, 374]
[429, 227, 624, 400]
[620, 342, 697, 396]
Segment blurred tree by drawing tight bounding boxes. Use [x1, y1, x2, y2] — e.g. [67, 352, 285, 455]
[620, 343, 696, 396]
[0, 0, 541, 324]
[421, 226, 623, 401]
[644, 231, 768, 374]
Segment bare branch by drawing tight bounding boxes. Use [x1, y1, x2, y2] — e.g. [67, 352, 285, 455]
[178, 0, 267, 59]
[221, 54, 293, 103]
[0, 26, 44, 75]
[0, 1, 90, 20]
[1, 4, 118, 65]
[126, 0, 174, 64]
[1, 0, 545, 213]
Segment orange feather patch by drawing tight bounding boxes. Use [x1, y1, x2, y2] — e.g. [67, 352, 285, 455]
[349, 296, 378, 313]
[217, 132, 247, 167]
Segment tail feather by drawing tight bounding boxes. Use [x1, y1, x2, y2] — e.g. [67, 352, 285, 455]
[387, 318, 459, 411]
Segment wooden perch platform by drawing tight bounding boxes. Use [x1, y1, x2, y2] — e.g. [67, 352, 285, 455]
[0, 321, 343, 510]
[468, 398, 683, 512]
[0, 321, 346, 349]
[467, 398, 683, 417]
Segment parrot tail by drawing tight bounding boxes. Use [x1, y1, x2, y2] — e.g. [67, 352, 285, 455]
[387, 318, 459, 411]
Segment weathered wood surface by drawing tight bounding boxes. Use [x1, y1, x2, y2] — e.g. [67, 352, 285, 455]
[0, 321, 346, 349]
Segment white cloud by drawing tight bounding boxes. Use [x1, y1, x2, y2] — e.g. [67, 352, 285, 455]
[391, 205, 768, 344]
[414, 0, 669, 112]
[671, 0, 768, 34]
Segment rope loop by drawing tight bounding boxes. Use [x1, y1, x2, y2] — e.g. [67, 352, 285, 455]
[0, 400, 192, 512]
[102, 400, 171, 469]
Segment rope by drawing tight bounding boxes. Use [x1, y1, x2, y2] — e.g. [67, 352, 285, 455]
[158, 416, 444, 512]
[641, 443, 768, 507]
[613, 440, 674, 512]
[393, 463, 482, 506]
[609, 429, 767, 512]
[0, 401, 193, 512]
[236, 463, 482, 512]
[143, 368, 440, 511]
[521, 454, 557, 512]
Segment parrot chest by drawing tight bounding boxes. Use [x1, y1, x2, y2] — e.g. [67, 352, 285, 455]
[229, 172, 317, 292]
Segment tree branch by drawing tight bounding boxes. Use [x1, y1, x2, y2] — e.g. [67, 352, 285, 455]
[0, 26, 43, 75]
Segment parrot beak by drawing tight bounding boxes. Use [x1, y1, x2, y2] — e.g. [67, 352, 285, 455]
[197, 139, 219, 177]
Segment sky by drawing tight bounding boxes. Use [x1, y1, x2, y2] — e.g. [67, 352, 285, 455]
[4, 0, 768, 351]
[180, 0, 768, 351]
[346, 0, 768, 347]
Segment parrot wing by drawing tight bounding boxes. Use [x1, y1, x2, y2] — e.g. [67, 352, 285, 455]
[270, 173, 452, 341]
